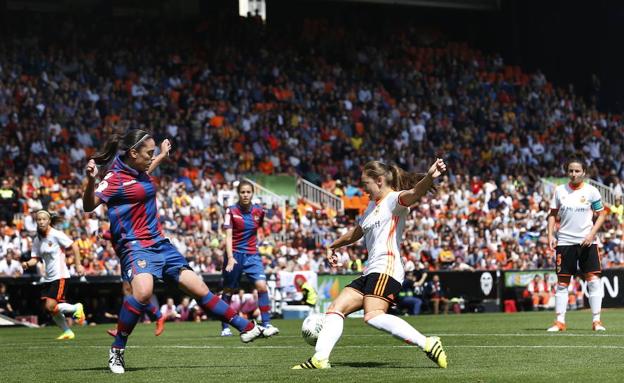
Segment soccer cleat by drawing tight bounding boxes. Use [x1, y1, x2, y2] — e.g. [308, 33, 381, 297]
[292, 356, 331, 369]
[107, 328, 117, 337]
[240, 323, 265, 343]
[108, 348, 125, 374]
[56, 330, 75, 340]
[592, 321, 606, 331]
[73, 303, 86, 326]
[547, 321, 566, 332]
[424, 336, 447, 368]
[262, 324, 280, 337]
[155, 316, 165, 336]
[221, 327, 233, 337]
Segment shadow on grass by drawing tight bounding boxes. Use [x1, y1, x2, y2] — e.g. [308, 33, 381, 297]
[333, 362, 437, 369]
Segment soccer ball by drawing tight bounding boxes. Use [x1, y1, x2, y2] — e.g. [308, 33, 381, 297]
[301, 313, 324, 346]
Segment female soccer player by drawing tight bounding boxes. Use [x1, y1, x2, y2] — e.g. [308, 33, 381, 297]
[83, 130, 265, 374]
[293, 159, 448, 370]
[220, 180, 278, 337]
[547, 157, 607, 332]
[21, 210, 86, 339]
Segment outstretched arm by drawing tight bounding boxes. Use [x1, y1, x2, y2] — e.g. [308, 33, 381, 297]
[398, 158, 446, 207]
[325, 225, 364, 267]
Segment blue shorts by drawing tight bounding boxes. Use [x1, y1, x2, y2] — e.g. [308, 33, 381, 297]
[121, 240, 190, 283]
[223, 252, 266, 289]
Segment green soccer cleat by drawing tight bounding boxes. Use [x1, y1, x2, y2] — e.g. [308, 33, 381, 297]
[292, 356, 331, 370]
[56, 330, 75, 340]
[73, 303, 86, 326]
[424, 336, 447, 368]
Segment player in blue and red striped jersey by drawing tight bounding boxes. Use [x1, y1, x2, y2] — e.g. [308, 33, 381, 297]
[82, 130, 265, 374]
[220, 180, 279, 337]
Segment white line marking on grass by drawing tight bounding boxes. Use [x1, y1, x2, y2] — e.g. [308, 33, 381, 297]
[5, 332, 622, 348]
[12, 344, 624, 350]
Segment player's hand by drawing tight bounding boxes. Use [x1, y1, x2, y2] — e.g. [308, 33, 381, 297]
[225, 258, 237, 272]
[548, 235, 557, 250]
[21, 262, 29, 270]
[86, 159, 98, 179]
[160, 139, 171, 156]
[427, 158, 447, 179]
[581, 233, 595, 247]
[326, 247, 338, 268]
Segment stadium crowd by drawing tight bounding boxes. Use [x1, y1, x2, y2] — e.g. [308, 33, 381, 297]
[1, 13, 624, 282]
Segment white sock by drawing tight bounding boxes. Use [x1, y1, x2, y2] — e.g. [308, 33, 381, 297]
[587, 278, 603, 322]
[57, 303, 77, 314]
[366, 313, 426, 349]
[313, 312, 344, 361]
[52, 311, 70, 332]
[555, 284, 568, 323]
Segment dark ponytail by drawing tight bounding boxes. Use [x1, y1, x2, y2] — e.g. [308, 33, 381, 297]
[91, 129, 151, 165]
[387, 164, 429, 191]
[363, 161, 433, 192]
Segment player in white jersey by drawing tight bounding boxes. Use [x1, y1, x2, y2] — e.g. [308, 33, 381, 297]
[21, 210, 86, 339]
[293, 159, 448, 370]
[546, 158, 607, 332]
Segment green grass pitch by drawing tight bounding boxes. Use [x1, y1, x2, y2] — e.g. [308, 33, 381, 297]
[3, 310, 623, 383]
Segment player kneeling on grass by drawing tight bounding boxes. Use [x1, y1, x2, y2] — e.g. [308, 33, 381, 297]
[293, 159, 448, 370]
[21, 210, 86, 340]
[546, 157, 607, 332]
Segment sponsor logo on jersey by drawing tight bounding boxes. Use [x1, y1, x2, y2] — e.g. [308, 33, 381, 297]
[137, 259, 147, 268]
[123, 180, 137, 186]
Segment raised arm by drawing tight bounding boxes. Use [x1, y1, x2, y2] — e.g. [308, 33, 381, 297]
[147, 139, 171, 175]
[398, 158, 446, 207]
[83, 159, 102, 212]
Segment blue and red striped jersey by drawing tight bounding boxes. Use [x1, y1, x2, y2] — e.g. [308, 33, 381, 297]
[223, 203, 264, 254]
[95, 156, 165, 253]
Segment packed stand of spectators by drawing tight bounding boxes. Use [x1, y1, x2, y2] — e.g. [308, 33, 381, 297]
[1, 13, 624, 281]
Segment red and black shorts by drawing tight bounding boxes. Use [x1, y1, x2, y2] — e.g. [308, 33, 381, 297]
[346, 273, 402, 304]
[555, 244, 601, 277]
[41, 278, 67, 302]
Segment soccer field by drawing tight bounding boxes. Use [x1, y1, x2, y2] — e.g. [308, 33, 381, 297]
[3, 310, 623, 383]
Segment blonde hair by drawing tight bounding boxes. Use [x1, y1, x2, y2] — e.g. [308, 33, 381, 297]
[363, 161, 431, 192]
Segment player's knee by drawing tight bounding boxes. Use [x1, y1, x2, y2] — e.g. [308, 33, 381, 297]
[255, 282, 268, 292]
[45, 302, 57, 313]
[557, 275, 571, 285]
[364, 310, 384, 324]
[132, 288, 152, 304]
[584, 273, 600, 282]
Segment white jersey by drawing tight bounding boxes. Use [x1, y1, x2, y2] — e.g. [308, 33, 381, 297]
[550, 182, 604, 246]
[358, 191, 409, 284]
[32, 228, 74, 282]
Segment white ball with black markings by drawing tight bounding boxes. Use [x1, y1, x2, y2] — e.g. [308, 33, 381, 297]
[301, 313, 325, 346]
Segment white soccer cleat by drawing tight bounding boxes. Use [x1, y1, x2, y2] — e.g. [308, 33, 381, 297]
[546, 321, 566, 332]
[593, 321, 606, 332]
[262, 324, 280, 337]
[240, 323, 265, 343]
[108, 348, 125, 374]
[220, 328, 233, 337]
